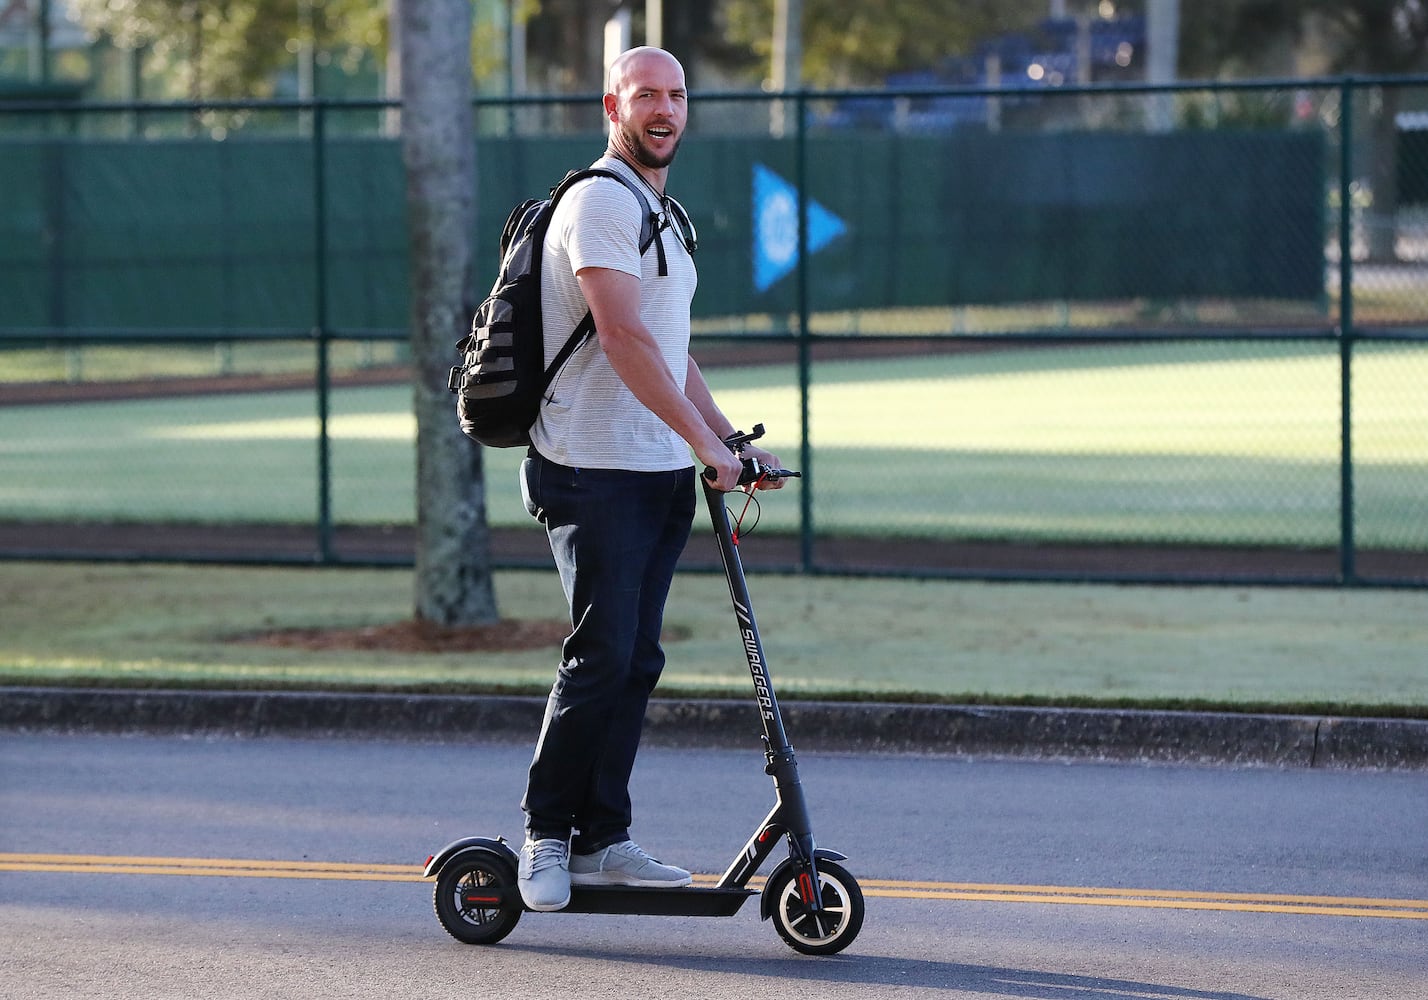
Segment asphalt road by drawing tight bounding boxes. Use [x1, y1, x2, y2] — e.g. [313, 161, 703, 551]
[2, 733, 1426, 1000]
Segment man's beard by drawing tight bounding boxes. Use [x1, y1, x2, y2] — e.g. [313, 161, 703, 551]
[619, 119, 682, 169]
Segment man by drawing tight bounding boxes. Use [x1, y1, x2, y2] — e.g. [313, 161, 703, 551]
[516, 46, 783, 912]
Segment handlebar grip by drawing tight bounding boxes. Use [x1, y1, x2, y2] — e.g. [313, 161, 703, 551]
[704, 459, 801, 486]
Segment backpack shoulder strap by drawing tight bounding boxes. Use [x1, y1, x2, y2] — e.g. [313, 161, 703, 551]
[537, 167, 667, 396]
[549, 167, 663, 270]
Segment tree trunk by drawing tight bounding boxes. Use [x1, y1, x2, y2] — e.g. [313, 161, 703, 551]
[396, 0, 500, 625]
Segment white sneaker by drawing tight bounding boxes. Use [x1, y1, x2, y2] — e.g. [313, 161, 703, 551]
[517, 837, 571, 911]
[569, 840, 692, 888]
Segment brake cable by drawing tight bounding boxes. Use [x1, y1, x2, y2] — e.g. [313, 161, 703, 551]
[731, 472, 772, 545]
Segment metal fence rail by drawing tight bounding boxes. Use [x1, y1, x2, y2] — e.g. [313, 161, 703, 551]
[2, 76, 1426, 586]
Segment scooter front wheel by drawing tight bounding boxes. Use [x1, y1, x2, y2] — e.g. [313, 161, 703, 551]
[432, 849, 522, 945]
[765, 859, 864, 955]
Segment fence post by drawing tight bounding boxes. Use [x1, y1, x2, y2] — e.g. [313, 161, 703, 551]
[313, 100, 334, 563]
[795, 87, 814, 572]
[1338, 78, 1356, 584]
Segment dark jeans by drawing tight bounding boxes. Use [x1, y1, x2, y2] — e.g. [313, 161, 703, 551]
[519, 450, 696, 855]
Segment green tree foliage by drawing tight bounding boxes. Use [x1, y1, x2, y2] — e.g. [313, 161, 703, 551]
[473, 0, 543, 84]
[1181, 0, 1428, 76]
[719, 0, 1048, 87]
[68, 0, 387, 99]
[1311, 0, 1428, 72]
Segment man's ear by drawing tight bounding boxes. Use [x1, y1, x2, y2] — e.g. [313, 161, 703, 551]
[603, 94, 619, 122]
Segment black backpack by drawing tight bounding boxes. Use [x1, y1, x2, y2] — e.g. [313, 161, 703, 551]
[449, 167, 662, 448]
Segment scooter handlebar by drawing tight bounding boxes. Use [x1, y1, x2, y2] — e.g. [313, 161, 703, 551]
[702, 458, 801, 486]
[701, 424, 800, 488]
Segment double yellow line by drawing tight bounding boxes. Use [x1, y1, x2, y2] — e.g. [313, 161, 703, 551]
[855, 878, 1428, 920]
[4, 853, 1427, 920]
[0, 853, 417, 883]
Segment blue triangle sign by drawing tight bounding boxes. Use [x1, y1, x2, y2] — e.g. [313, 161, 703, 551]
[753, 163, 848, 292]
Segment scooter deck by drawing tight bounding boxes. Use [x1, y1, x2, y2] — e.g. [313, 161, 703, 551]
[561, 884, 756, 917]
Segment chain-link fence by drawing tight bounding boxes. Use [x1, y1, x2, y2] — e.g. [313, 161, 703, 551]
[2, 77, 1426, 585]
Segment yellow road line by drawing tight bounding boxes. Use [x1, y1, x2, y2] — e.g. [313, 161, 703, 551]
[860, 878, 1428, 913]
[3, 853, 416, 873]
[863, 887, 1428, 920]
[0, 853, 419, 882]
[4, 853, 1426, 920]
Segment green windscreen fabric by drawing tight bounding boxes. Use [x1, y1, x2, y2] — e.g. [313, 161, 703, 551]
[0, 128, 1324, 335]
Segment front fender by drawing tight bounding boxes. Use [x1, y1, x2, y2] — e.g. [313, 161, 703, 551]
[423, 836, 517, 879]
[759, 849, 849, 921]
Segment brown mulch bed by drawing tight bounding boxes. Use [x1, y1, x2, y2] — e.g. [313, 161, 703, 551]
[241, 617, 570, 654]
[238, 617, 700, 654]
[0, 366, 413, 407]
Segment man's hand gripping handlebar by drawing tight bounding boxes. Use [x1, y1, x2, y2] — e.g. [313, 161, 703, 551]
[702, 424, 801, 491]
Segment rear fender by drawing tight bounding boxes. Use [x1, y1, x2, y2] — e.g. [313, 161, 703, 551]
[423, 836, 517, 879]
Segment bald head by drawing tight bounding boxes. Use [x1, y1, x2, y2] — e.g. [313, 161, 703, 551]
[604, 47, 688, 176]
[607, 46, 685, 95]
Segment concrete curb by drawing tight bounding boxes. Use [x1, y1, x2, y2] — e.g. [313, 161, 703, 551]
[3, 687, 1426, 770]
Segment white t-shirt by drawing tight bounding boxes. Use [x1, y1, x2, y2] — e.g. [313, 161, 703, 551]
[530, 156, 698, 471]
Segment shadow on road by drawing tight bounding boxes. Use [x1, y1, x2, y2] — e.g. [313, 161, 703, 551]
[504, 944, 1268, 999]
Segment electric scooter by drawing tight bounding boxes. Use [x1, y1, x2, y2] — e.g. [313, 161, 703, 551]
[424, 425, 865, 956]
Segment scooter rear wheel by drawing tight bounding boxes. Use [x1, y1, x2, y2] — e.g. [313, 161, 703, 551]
[432, 849, 522, 945]
[766, 859, 864, 955]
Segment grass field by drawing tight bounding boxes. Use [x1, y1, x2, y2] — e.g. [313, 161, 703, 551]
[4, 339, 1426, 715]
[3, 340, 1427, 548]
[2, 560, 1427, 716]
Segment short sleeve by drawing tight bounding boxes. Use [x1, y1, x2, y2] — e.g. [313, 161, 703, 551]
[557, 177, 647, 279]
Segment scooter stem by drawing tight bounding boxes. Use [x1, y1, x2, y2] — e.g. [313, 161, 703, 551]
[703, 478, 792, 753]
[703, 479, 822, 889]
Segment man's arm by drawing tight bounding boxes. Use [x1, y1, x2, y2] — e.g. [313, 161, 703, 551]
[576, 265, 743, 489]
[683, 356, 735, 440]
[685, 356, 783, 490]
